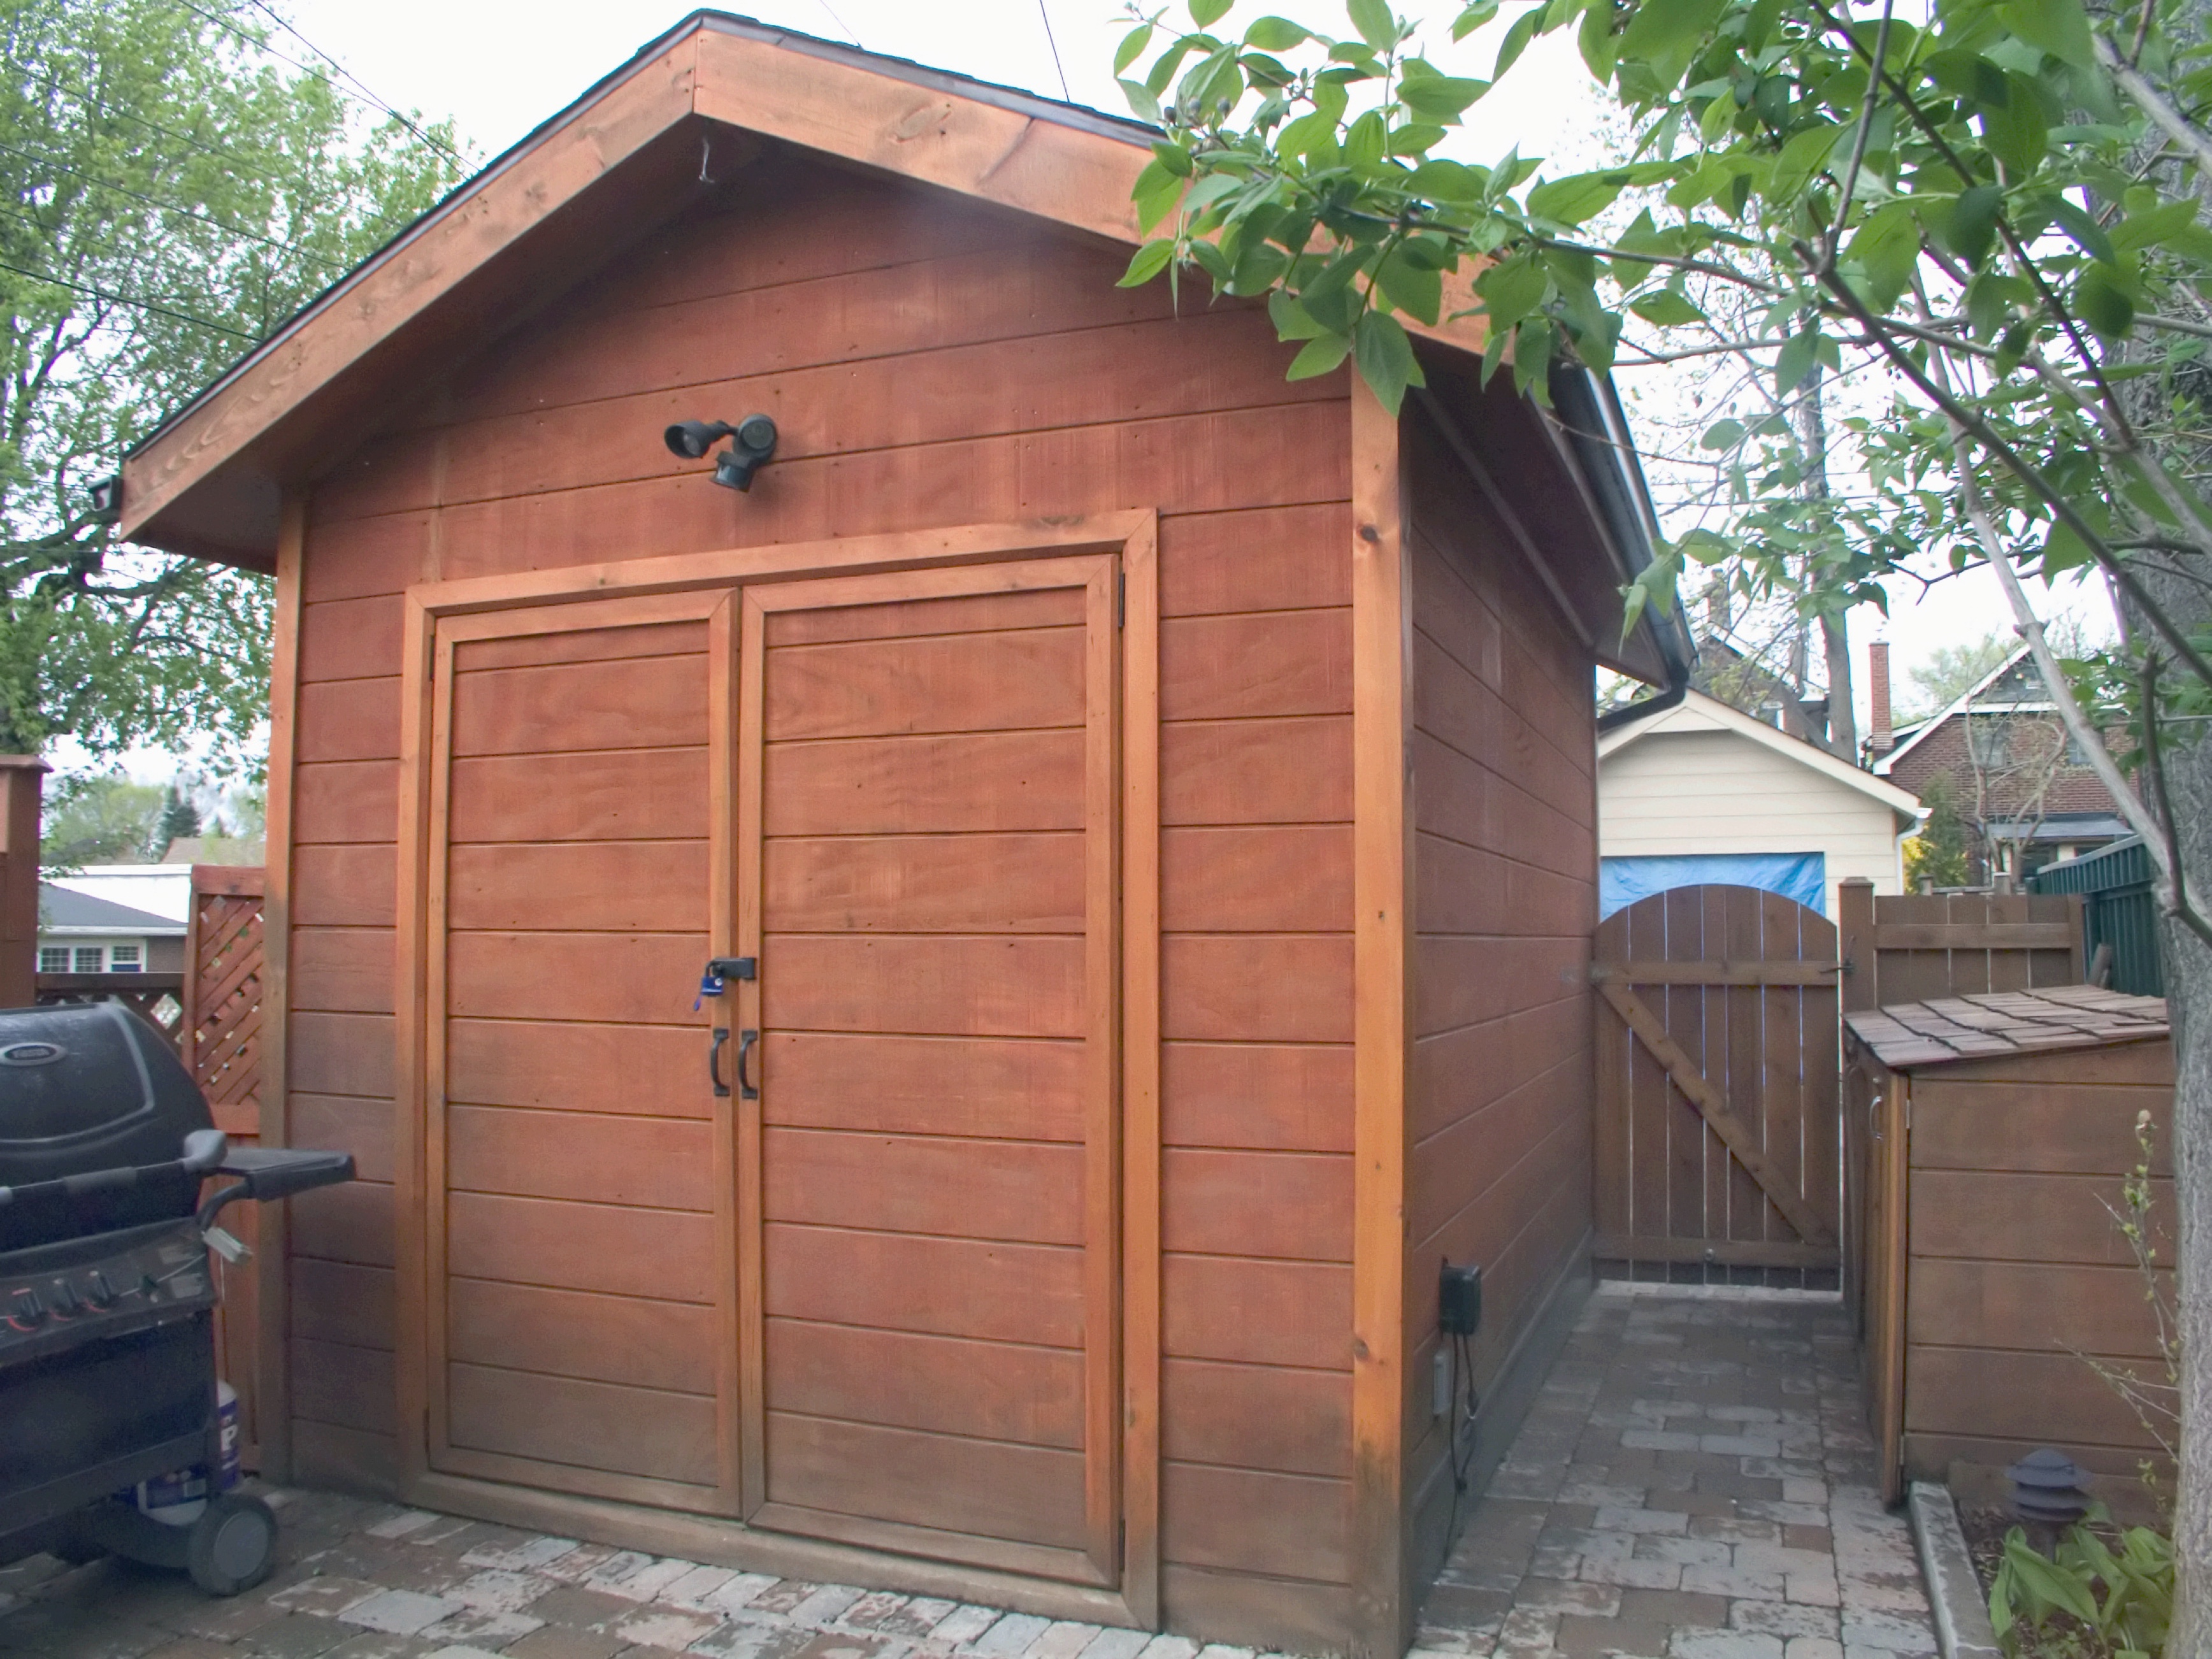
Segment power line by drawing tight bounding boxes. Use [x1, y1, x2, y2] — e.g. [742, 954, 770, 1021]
[171, 0, 467, 169]
[242, 0, 468, 169]
[1038, 0, 1072, 102]
[0, 257, 257, 338]
[0, 137, 348, 273]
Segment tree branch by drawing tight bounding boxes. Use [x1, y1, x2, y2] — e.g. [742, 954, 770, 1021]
[2139, 652, 2212, 952]
[2097, 34, 2212, 188]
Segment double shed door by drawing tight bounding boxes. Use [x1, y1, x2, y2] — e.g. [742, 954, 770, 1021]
[411, 553, 1135, 1588]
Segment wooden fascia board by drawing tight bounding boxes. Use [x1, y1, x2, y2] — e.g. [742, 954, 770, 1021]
[693, 29, 1147, 244]
[119, 34, 703, 544]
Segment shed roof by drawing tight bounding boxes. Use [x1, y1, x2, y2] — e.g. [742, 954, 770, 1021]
[1846, 984, 2168, 1069]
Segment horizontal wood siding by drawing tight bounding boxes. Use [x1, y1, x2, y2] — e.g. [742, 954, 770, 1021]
[1399, 404, 1597, 1581]
[285, 154, 1355, 1642]
[1901, 1041, 2176, 1481]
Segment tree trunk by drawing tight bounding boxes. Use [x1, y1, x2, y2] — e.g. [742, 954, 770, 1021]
[1793, 366, 1858, 759]
[2126, 556, 2212, 1651]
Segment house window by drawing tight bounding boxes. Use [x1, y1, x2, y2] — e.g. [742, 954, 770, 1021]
[38, 946, 68, 974]
[1967, 720, 2010, 767]
[73, 945, 104, 973]
[2066, 729, 2094, 765]
[109, 944, 141, 973]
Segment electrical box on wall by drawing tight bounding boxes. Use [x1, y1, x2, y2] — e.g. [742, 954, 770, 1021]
[1439, 1260, 1483, 1337]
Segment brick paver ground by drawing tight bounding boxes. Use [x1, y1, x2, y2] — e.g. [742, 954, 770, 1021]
[1414, 1282, 1937, 1659]
[0, 1282, 1934, 1659]
[0, 1490, 1253, 1659]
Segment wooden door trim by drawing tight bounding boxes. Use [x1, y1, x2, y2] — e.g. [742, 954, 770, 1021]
[399, 514, 1154, 619]
[257, 494, 306, 1482]
[394, 513, 1161, 1606]
[733, 549, 1152, 1595]
[396, 584, 740, 1517]
[1349, 379, 1409, 1659]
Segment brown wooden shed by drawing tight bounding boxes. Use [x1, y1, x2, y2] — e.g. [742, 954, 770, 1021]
[1846, 987, 2174, 1509]
[115, 15, 1691, 1655]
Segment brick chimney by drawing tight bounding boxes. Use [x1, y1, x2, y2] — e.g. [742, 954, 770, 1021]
[1867, 638, 1893, 758]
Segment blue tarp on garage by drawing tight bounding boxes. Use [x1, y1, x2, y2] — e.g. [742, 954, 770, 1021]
[1598, 852, 1827, 921]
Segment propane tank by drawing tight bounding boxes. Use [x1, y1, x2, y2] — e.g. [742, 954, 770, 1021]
[134, 1381, 238, 1525]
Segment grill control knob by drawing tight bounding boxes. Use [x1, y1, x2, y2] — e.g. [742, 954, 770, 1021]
[11, 1289, 46, 1326]
[85, 1270, 117, 1308]
[50, 1281, 80, 1316]
[139, 1274, 161, 1301]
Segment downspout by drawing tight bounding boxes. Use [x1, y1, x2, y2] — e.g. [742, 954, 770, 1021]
[1595, 660, 1690, 733]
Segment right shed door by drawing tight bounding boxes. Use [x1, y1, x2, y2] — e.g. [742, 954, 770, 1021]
[735, 556, 1124, 1587]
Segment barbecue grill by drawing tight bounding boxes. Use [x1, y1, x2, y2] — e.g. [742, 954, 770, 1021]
[0, 1000, 352, 1595]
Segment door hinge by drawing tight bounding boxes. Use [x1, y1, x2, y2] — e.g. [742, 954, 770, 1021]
[1116, 571, 1126, 629]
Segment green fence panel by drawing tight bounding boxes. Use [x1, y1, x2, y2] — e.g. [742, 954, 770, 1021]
[2027, 837, 2164, 996]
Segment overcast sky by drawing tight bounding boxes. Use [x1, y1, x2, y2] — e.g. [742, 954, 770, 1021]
[264, 0, 2113, 727]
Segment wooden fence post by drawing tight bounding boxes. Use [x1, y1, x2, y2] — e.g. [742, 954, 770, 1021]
[1838, 878, 1877, 1014]
[0, 756, 50, 1009]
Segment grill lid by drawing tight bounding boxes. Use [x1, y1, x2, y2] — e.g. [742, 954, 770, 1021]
[0, 1002, 213, 1249]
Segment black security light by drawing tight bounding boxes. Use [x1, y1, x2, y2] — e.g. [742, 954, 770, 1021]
[663, 413, 780, 492]
[88, 475, 122, 523]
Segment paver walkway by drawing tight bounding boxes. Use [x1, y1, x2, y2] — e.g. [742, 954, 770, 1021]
[0, 1490, 1244, 1659]
[1415, 1282, 1937, 1659]
[0, 1282, 1937, 1659]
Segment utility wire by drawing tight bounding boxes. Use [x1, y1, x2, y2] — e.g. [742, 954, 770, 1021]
[172, 0, 467, 169]
[242, 0, 468, 168]
[813, 1, 862, 45]
[0, 137, 348, 273]
[1038, 0, 1072, 102]
[0, 258, 255, 339]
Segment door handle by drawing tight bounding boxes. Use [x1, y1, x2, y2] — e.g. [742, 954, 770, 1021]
[736, 1030, 759, 1101]
[709, 1028, 731, 1099]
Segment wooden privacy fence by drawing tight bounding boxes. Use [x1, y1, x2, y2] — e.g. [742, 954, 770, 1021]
[180, 866, 268, 1464]
[34, 971, 187, 1047]
[1595, 880, 2090, 1282]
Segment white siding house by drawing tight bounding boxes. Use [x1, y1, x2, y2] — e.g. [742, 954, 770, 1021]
[1599, 689, 1925, 918]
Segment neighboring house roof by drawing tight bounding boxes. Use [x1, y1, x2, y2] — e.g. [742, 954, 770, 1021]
[45, 865, 192, 924]
[1872, 645, 2033, 777]
[113, 12, 1692, 687]
[1847, 985, 2167, 1068]
[1599, 687, 1925, 831]
[38, 882, 187, 937]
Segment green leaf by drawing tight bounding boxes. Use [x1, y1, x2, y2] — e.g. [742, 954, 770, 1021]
[2109, 197, 2204, 252]
[1375, 246, 1444, 323]
[1114, 25, 1154, 75]
[1616, 0, 1731, 92]
[1451, 0, 1500, 39]
[2076, 261, 2137, 337]
[1842, 201, 1921, 311]
[2044, 194, 2118, 264]
[1354, 309, 1425, 412]
[2002, 1541, 2100, 1625]
[1978, 71, 2050, 176]
[1407, 159, 1488, 201]
[1287, 331, 1353, 378]
[1937, 183, 2003, 268]
[1133, 159, 1186, 232]
[1118, 238, 1177, 287]
[1474, 254, 1550, 332]
[1700, 417, 1745, 449]
[1151, 140, 1195, 178]
[1768, 124, 1840, 203]
[1398, 72, 1490, 120]
[1269, 288, 1328, 339]
[1526, 169, 1627, 226]
[1511, 315, 1556, 402]
[1774, 323, 1820, 394]
[1631, 289, 1706, 325]
[1244, 14, 1309, 47]
[1347, 0, 1398, 50]
[1493, 7, 1544, 76]
[1995, 0, 2093, 68]
[1191, 0, 1235, 27]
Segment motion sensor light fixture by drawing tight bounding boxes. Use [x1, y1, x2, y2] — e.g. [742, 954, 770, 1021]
[663, 414, 780, 492]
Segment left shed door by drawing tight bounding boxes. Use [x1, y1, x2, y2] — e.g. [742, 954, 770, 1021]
[416, 589, 740, 1514]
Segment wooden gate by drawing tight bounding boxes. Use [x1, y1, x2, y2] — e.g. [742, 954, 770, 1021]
[1593, 885, 1842, 1275]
